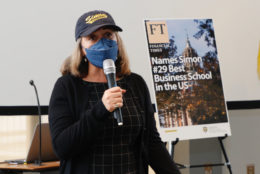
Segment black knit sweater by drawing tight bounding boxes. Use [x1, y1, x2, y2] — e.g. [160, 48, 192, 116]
[48, 72, 180, 174]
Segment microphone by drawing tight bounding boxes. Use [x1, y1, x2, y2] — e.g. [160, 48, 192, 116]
[29, 80, 42, 166]
[103, 59, 123, 126]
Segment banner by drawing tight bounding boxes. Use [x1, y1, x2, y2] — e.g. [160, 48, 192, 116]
[144, 19, 231, 141]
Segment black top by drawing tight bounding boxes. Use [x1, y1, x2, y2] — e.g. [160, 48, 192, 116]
[48, 73, 180, 174]
[85, 79, 142, 174]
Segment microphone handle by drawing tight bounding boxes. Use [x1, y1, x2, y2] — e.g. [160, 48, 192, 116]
[114, 106, 123, 126]
[106, 73, 123, 126]
[106, 73, 117, 88]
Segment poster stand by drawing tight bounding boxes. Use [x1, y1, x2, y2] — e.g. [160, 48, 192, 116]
[170, 134, 232, 174]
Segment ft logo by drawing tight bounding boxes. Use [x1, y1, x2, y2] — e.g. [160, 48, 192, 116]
[145, 20, 169, 44]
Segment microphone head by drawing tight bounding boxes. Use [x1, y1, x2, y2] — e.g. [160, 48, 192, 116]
[103, 59, 116, 75]
[29, 80, 34, 86]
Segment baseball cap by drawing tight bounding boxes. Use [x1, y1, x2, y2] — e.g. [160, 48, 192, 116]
[75, 10, 122, 41]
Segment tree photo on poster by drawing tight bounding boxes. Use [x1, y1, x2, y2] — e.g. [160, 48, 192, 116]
[144, 19, 231, 141]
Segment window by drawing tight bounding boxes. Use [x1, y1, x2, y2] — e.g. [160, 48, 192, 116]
[0, 115, 48, 162]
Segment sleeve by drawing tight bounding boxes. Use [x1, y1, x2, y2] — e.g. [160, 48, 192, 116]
[48, 77, 110, 160]
[139, 75, 181, 174]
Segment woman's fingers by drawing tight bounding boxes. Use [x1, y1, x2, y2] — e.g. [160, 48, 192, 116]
[102, 87, 126, 112]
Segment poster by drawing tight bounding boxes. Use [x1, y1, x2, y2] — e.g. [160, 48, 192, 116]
[144, 19, 231, 141]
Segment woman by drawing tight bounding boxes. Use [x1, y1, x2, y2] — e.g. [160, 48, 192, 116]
[49, 10, 181, 174]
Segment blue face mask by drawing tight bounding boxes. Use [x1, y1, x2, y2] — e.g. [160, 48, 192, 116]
[85, 38, 118, 68]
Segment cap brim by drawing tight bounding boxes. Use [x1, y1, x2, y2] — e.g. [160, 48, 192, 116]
[80, 24, 122, 37]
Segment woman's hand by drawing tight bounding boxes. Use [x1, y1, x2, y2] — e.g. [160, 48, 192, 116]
[102, 87, 126, 112]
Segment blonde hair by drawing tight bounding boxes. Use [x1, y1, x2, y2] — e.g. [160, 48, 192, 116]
[60, 33, 131, 78]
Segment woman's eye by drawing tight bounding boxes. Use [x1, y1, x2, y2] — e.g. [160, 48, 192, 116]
[88, 35, 96, 41]
[105, 32, 113, 38]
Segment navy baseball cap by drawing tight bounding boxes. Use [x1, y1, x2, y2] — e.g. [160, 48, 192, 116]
[75, 10, 122, 41]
